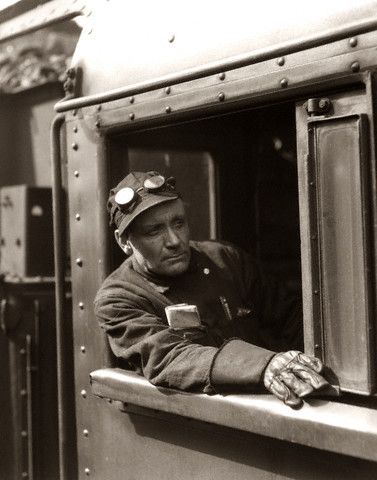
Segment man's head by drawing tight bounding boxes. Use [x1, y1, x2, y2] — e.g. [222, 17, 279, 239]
[108, 171, 191, 277]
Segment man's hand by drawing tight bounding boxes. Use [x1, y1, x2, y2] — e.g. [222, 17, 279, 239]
[263, 350, 329, 408]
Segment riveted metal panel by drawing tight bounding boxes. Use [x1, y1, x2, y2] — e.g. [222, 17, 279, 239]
[71, 0, 377, 99]
[65, 115, 111, 480]
[86, 385, 377, 480]
[66, 29, 377, 131]
[91, 368, 377, 462]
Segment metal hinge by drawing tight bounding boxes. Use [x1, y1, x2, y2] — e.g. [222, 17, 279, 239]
[304, 97, 332, 116]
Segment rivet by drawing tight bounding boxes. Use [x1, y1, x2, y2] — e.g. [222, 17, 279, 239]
[80, 345, 86, 353]
[74, 170, 79, 178]
[314, 290, 319, 295]
[218, 92, 225, 102]
[21, 472, 28, 479]
[75, 213, 81, 221]
[277, 57, 285, 66]
[20, 389, 27, 396]
[311, 234, 317, 240]
[218, 72, 226, 81]
[280, 78, 288, 88]
[84, 467, 90, 475]
[96, 104, 102, 112]
[95, 119, 100, 128]
[72, 142, 78, 151]
[20, 348, 26, 355]
[349, 37, 358, 48]
[319, 98, 329, 110]
[351, 61, 360, 72]
[203, 268, 210, 275]
[76, 258, 83, 267]
[129, 113, 135, 120]
[78, 302, 84, 309]
[165, 86, 171, 94]
[165, 106, 171, 113]
[73, 109, 77, 116]
[73, 126, 78, 133]
[315, 344, 320, 349]
[21, 430, 28, 438]
[83, 429, 89, 437]
[129, 96, 135, 104]
[168, 34, 175, 43]
[87, 27, 92, 35]
[309, 181, 315, 187]
[81, 389, 87, 398]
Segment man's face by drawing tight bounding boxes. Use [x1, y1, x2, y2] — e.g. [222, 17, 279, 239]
[125, 198, 191, 277]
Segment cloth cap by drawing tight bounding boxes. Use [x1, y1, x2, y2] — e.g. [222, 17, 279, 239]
[107, 171, 179, 236]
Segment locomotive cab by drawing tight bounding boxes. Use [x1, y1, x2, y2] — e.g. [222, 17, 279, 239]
[48, 1, 377, 478]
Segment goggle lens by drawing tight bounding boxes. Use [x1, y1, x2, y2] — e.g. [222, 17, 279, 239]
[114, 174, 176, 211]
[143, 175, 165, 192]
[114, 187, 135, 207]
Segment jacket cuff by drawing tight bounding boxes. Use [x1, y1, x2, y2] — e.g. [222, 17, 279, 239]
[209, 338, 275, 392]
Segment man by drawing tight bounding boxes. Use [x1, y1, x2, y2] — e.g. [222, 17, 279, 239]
[95, 171, 330, 408]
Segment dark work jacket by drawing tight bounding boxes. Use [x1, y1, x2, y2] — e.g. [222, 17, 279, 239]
[94, 241, 303, 394]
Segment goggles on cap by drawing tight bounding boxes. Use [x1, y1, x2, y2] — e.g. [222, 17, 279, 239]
[114, 174, 177, 213]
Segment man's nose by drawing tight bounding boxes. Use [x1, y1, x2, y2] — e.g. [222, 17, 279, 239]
[165, 227, 180, 247]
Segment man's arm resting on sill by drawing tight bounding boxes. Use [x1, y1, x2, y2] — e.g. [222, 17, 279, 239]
[90, 367, 377, 464]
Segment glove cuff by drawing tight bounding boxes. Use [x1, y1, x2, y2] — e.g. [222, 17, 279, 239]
[209, 338, 275, 392]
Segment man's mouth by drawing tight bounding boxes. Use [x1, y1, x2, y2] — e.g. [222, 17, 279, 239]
[164, 252, 187, 261]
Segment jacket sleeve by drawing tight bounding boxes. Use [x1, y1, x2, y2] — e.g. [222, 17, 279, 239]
[95, 291, 218, 392]
[94, 288, 275, 394]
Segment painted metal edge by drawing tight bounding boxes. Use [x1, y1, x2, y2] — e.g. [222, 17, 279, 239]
[0, 0, 89, 44]
[90, 367, 377, 463]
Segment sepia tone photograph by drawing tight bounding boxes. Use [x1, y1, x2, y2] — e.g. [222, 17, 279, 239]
[0, 1, 377, 479]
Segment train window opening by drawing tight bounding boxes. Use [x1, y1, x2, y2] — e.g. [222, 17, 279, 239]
[107, 101, 301, 292]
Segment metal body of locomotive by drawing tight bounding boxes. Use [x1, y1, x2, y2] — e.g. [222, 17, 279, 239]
[3, 1, 377, 479]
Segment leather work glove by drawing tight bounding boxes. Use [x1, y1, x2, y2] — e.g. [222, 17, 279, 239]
[263, 350, 329, 408]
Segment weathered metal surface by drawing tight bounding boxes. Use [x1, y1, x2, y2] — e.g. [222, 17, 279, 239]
[51, 114, 79, 480]
[296, 82, 376, 394]
[60, 0, 377, 110]
[64, 29, 377, 130]
[0, 0, 89, 44]
[0, 281, 60, 480]
[78, 396, 377, 480]
[54, 6, 377, 478]
[65, 114, 112, 480]
[91, 368, 377, 463]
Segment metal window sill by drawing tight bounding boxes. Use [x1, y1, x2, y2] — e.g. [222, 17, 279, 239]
[90, 367, 377, 462]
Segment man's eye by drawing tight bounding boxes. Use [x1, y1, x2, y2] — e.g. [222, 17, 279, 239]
[174, 219, 185, 228]
[146, 228, 160, 237]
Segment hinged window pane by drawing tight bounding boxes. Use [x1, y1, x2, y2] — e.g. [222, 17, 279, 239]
[296, 89, 375, 395]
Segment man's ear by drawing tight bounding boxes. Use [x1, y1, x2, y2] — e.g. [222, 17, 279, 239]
[114, 229, 133, 256]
